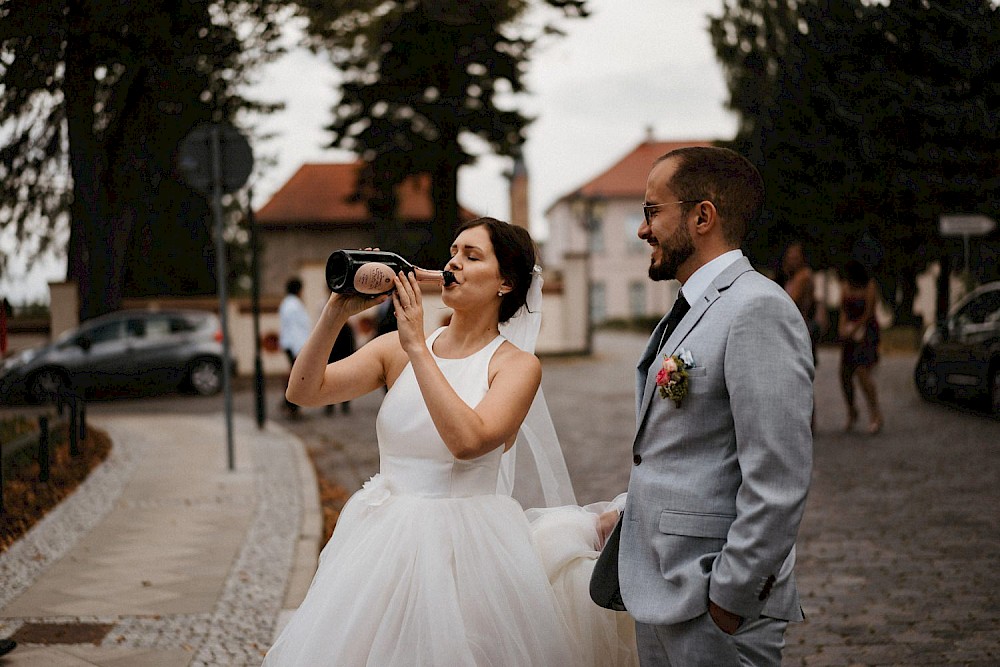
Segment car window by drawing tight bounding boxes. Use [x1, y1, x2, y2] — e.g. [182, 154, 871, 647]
[85, 321, 125, 344]
[126, 319, 146, 338]
[144, 316, 174, 339]
[955, 290, 1000, 327]
[982, 291, 1000, 324]
[170, 317, 198, 334]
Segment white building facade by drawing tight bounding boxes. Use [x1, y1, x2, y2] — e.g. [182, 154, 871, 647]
[544, 139, 714, 325]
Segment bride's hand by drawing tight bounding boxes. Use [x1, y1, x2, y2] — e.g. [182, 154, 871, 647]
[324, 291, 386, 321]
[392, 271, 425, 354]
[596, 509, 620, 550]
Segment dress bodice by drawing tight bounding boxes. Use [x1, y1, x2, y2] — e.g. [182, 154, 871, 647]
[842, 295, 867, 322]
[374, 328, 506, 498]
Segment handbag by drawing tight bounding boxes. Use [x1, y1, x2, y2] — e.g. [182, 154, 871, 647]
[589, 514, 627, 611]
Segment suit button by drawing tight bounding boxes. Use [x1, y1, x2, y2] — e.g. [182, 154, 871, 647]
[633, 454, 642, 465]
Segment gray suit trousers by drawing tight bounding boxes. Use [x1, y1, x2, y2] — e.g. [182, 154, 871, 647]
[635, 614, 787, 667]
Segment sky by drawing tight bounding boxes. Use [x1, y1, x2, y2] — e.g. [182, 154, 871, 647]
[0, 0, 738, 306]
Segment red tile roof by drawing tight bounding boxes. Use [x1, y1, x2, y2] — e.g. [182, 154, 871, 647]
[554, 139, 715, 207]
[256, 162, 477, 226]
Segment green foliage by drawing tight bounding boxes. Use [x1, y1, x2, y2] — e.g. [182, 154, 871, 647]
[296, 0, 589, 266]
[12, 301, 50, 318]
[709, 0, 1000, 319]
[0, 0, 292, 318]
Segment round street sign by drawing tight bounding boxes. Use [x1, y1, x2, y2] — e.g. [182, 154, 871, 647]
[178, 123, 254, 195]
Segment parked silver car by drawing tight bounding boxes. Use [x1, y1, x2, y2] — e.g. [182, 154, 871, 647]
[0, 309, 234, 404]
[914, 281, 1000, 415]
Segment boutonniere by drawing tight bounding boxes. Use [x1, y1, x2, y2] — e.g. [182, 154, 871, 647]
[656, 349, 695, 407]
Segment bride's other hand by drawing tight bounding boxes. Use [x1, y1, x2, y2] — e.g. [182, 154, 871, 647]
[596, 509, 620, 550]
[393, 271, 425, 354]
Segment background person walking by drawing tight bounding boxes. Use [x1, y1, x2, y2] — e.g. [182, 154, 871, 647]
[837, 259, 883, 434]
[279, 277, 311, 419]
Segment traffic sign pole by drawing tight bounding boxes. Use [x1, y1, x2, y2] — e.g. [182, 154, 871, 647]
[179, 122, 253, 472]
[209, 126, 236, 471]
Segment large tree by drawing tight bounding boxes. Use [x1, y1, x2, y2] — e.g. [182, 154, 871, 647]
[0, 0, 289, 319]
[296, 0, 589, 267]
[710, 0, 1000, 322]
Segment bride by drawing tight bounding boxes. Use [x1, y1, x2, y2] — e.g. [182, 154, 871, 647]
[262, 217, 636, 666]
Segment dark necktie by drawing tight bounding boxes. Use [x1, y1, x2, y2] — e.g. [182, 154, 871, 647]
[639, 291, 691, 376]
[659, 290, 690, 350]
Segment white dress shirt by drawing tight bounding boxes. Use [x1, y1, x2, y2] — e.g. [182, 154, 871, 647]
[680, 249, 745, 304]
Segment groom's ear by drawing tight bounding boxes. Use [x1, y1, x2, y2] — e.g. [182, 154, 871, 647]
[692, 201, 719, 235]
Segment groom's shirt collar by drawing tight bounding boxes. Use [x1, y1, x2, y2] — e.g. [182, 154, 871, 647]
[680, 249, 744, 304]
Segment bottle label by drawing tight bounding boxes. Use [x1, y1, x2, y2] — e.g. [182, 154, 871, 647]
[354, 262, 396, 294]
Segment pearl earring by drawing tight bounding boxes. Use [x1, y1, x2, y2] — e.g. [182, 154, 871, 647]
[497, 290, 504, 297]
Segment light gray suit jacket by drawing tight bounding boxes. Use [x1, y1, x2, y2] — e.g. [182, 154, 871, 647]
[619, 256, 813, 626]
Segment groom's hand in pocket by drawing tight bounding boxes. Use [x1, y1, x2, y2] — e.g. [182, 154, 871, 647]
[709, 600, 743, 635]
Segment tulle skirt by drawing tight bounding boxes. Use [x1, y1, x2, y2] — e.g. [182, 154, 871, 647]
[263, 478, 635, 666]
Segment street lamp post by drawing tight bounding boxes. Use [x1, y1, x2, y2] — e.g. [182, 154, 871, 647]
[248, 188, 266, 429]
[571, 195, 605, 355]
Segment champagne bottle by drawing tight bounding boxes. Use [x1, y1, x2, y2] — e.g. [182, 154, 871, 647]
[326, 249, 457, 296]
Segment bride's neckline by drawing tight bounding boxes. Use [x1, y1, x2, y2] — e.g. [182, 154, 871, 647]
[429, 328, 502, 360]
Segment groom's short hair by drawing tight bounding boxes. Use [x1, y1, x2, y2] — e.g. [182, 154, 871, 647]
[655, 147, 764, 247]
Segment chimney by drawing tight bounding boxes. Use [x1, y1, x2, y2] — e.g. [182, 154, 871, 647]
[507, 156, 530, 230]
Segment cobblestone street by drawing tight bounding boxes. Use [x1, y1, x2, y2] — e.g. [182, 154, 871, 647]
[783, 348, 999, 666]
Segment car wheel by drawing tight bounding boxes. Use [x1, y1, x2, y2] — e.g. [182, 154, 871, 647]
[914, 356, 939, 401]
[27, 368, 69, 404]
[187, 358, 222, 396]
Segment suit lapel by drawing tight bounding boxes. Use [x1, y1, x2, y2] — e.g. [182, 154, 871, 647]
[636, 312, 673, 416]
[636, 289, 716, 424]
[634, 257, 756, 432]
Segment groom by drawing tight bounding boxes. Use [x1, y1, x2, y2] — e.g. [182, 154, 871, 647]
[597, 147, 813, 666]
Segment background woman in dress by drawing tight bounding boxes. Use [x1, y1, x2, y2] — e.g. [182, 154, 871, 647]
[838, 259, 883, 434]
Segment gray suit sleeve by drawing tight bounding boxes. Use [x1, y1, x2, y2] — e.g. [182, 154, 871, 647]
[708, 286, 814, 619]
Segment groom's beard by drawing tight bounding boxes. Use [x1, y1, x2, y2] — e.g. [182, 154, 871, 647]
[648, 222, 694, 282]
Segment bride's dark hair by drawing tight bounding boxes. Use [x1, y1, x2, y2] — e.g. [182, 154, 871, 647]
[456, 216, 536, 324]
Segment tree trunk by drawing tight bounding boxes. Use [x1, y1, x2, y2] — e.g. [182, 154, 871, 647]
[63, 12, 108, 322]
[426, 145, 461, 268]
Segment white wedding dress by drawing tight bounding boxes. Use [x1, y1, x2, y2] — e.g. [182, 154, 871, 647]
[263, 329, 636, 666]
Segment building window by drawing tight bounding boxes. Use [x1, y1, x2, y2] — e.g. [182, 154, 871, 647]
[624, 213, 646, 254]
[588, 216, 605, 255]
[590, 281, 606, 324]
[629, 281, 646, 319]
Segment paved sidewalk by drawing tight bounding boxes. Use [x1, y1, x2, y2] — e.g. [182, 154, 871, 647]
[0, 413, 321, 666]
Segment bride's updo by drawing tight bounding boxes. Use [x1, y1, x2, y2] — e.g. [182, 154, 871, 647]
[456, 216, 536, 324]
